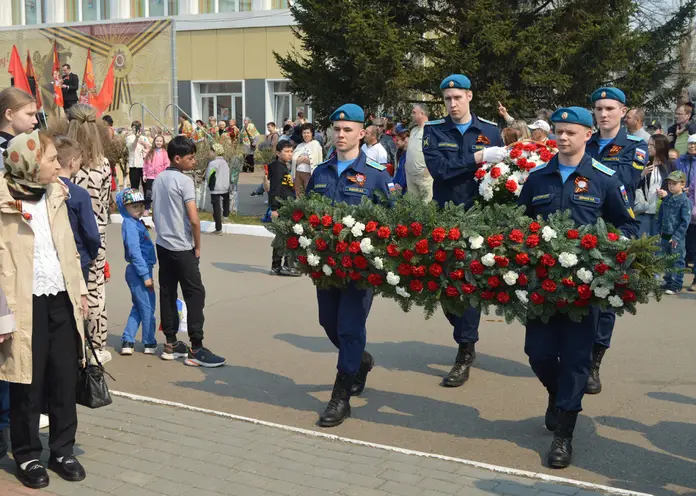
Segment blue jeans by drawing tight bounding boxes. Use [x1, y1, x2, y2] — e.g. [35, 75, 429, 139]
[122, 264, 157, 345]
[662, 238, 686, 291]
[0, 380, 9, 429]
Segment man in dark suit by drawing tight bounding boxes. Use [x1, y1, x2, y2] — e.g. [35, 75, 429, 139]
[61, 64, 79, 111]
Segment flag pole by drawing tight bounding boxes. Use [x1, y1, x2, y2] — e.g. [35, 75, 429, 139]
[41, 107, 49, 131]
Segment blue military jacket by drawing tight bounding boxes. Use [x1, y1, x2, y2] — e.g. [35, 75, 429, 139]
[306, 150, 393, 206]
[586, 127, 647, 201]
[422, 114, 503, 208]
[518, 154, 640, 238]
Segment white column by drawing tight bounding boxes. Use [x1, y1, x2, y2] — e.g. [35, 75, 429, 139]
[44, 0, 66, 23]
[252, 0, 271, 10]
[178, 0, 199, 14]
[0, 0, 12, 26]
[110, 0, 131, 19]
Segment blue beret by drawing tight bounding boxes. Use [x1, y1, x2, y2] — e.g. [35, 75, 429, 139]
[440, 74, 471, 90]
[550, 107, 594, 128]
[329, 104, 365, 123]
[590, 87, 626, 105]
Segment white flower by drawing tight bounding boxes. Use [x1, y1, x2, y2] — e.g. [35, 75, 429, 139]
[503, 271, 519, 286]
[322, 264, 333, 276]
[541, 226, 557, 242]
[577, 268, 593, 284]
[558, 252, 578, 268]
[594, 286, 611, 299]
[497, 163, 510, 176]
[515, 290, 529, 304]
[469, 235, 484, 250]
[386, 272, 400, 286]
[481, 253, 496, 267]
[396, 287, 411, 298]
[342, 215, 356, 228]
[299, 236, 312, 249]
[360, 238, 374, 254]
[307, 253, 321, 267]
[351, 222, 365, 237]
[511, 170, 524, 184]
[608, 295, 624, 308]
[373, 257, 384, 270]
[481, 185, 494, 201]
[292, 224, 304, 235]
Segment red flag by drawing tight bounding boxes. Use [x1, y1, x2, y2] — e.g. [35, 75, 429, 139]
[52, 41, 63, 107]
[8, 45, 31, 95]
[25, 51, 42, 110]
[81, 47, 97, 106]
[94, 58, 115, 117]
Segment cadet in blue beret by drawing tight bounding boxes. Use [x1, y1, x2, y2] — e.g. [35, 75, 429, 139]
[422, 74, 505, 389]
[585, 87, 647, 397]
[305, 103, 393, 428]
[518, 107, 639, 469]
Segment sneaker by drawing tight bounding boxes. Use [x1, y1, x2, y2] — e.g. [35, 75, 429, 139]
[212, 230, 224, 236]
[39, 414, 49, 429]
[161, 341, 189, 361]
[120, 342, 134, 356]
[664, 289, 676, 295]
[250, 191, 262, 197]
[184, 347, 226, 368]
[688, 284, 696, 292]
[89, 349, 112, 366]
[270, 266, 283, 276]
[143, 345, 157, 355]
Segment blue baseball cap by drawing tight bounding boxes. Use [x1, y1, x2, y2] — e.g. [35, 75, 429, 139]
[551, 107, 594, 128]
[590, 87, 626, 105]
[329, 104, 365, 123]
[440, 74, 471, 90]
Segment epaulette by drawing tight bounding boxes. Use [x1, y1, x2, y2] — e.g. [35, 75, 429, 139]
[592, 159, 615, 176]
[477, 116, 498, 127]
[529, 163, 547, 173]
[425, 119, 446, 126]
[366, 158, 386, 171]
[626, 134, 643, 142]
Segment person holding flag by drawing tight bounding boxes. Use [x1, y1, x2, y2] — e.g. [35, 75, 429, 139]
[61, 64, 79, 111]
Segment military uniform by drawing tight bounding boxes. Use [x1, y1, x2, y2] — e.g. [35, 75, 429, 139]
[518, 106, 639, 469]
[306, 104, 393, 428]
[422, 74, 505, 387]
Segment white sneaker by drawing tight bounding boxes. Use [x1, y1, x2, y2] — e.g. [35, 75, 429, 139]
[90, 349, 112, 366]
[664, 289, 676, 295]
[143, 345, 157, 355]
[39, 414, 49, 429]
[120, 343, 134, 356]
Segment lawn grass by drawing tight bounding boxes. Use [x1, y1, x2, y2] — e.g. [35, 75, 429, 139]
[198, 211, 265, 226]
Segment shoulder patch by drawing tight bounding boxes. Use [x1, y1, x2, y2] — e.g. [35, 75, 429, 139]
[477, 116, 498, 127]
[425, 119, 446, 126]
[529, 163, 547, 173]
[366, 158, 386, 171]
[626, 134, 643, 142]
[592, 160, 616, 176]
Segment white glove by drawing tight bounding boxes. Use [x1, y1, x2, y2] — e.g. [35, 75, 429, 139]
[482, 146, 507, 164]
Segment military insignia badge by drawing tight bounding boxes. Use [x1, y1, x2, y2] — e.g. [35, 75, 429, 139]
[601, 91, 607, 98]
[620, 185, 630, 206]
[423, 135, 429, 149]
[561, 112, 568, 120]
[608, 145, 623, 156]
[476, 135, 491, 145]
[348, 173, 366, 186]
[448, 81, 455, 87]
[574, 176, 589, 194]
[339, 112, 345, 119]
[634, 148, 646, 164]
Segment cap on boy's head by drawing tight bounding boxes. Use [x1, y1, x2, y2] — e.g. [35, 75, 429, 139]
[590, 87, 626, 105]
[122, 188, 145, 206]
[688, 134, 696, 144]
[440, 74, 471, 90]
[212, 143, 224, 156]
[667, 170, 687, 183]
[551, 107, 594, 128]
[330, 104, 364, 123]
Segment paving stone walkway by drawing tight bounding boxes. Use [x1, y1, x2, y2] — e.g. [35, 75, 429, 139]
[0, 396, 612, 496]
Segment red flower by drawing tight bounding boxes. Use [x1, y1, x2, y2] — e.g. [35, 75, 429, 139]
[531, 292, 545, 305]
[515, 253, 530, 265]
[387, 244, 400, 257]
[367, 274, 383, 286]
[481, 291, 496, 300]
[308, 214, 320, 227]
[315, 238, 328, 251]
[574, 299, 590, 307]
[415, 239, 429, 254]
[410, 222, 423, 236]
[487, 276, 501, 288]
[581, 234, 598, 249]
[561, 277, 576, 287]
[526, 234, 540, 248]
[398, 263, 412, 276]
[518, 274, 528, 286]
[475, 168, 487, 180]
[311, 271, 322, 279]
[529, 222, 541, 233]
[349, 241, 361, 254]
[448, 228, 461, 240]
[412, 265, 426, 278]
[446, 286, 459, 297]
[321, 215, 333, 227]
[341, 256, 353, 268]
[410, 280, 424, 293]
[622, 290, 636, 302]
[607, 232, 620, 241]
[427, 281, 439, 292]
[454, 248, 466, 260]
[487, 234, 504, 248]
[509, 148, 522, 159]
[432, 227, 447, 243]
[449, 269, 464, 281]
[541, 279, 557, 293]
[434, 249, 447, 262]
[577, 284, 592, 300]
[333, 223, 344, 236]
[327, 256, 337, 267]
[402, 250, 415, 262]
[354, 256, 368, 270]
[540, 149, 554, 162]
[298, 256, 308, 265]
[377, 226, 391, 239]
[469, 260, 485, 275]
[365, 221, 378, 233]
[505, 179, 518, 194]
[291, 210, 304, 222]
[546, 140, 557, 148]
[286, 237, 299, 249]
[335, 268, 347, 278]
[497, 292, 511, 304]
[396, 225, 409, 238]
[536, 265, 548, 278]
[556, 299, 568, 309]
[509, 229, 524, 243]
[540, 254, 556, 267]
[429, 263, 443, 277]
[350, 271, 362, 281]
[490, 167, 502, 179]
[616, 251, 628, 263]
[335, 241, 348, 253]
[494, 256, 509, 268]
[594, 263, 609, 275]
[461, 283, 476, 294]
[566, 229, 579, 239]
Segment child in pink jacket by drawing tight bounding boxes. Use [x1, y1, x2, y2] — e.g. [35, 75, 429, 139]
[143, 135, 170, 213]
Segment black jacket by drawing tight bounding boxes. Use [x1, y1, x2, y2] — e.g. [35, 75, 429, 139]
[268, 159, 295, 211]
[62, 73, 79, 104]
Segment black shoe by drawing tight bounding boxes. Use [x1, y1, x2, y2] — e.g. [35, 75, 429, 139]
[270, 266, 283, 276]
[281, 266, 302, 277]
[16, 460, 49, 489]
[48, 455, 86, 482]
[442, 343, 476, 387]
[185, 346, 227, 368]
[585, 345, 607, 395]
[547, 410, 578, 469]
[318, 373, 354, 428]
[250, 190, 262, 197]
[351, 351, 375, 396]
[160, 340, 189, 361]
[545, 393, 559, 432]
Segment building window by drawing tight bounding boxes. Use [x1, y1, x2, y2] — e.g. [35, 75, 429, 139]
[199, 0, 214, 13]
[102, 0, 111, 19]
[82, 0, 99, 21]
[272, 0, 289, 8]
[131, 0, 145, 17]
[149, 0, 165, 16]
[66, 0, 78, 21]
[199, 82, 244, 127]
[25, 0, 40, 24]
[271, 81, 292, 127]
[239, 0, 251, 11]
[219, 0, 237, 12]
[168, 0, 178, 15]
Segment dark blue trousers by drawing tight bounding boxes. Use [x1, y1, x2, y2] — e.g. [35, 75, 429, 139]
[595, 308, 615, 349]
[524, 307, 598, 412]
[316, 285, 374, 376]
[446, 307, 481, 344]
[0, 380, 8, 430]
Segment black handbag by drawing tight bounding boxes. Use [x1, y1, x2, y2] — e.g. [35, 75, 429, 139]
[76, 329, 114, 409]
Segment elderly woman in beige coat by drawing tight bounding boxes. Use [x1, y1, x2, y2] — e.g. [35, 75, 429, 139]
[0, 130, 88, 490]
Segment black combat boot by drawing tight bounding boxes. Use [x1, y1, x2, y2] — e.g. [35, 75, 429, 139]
[547, 410, 578, 469]
[585, 345, 607, 395]
[351, 351, 375, 396]
[318, 373, 355, 428]
[442, 343, 476, 387]
[545, 393, 559, 432]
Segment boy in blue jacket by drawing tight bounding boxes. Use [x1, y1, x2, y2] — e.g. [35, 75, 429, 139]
[658, 171, 693, 294]
[117, 189, 157, 355]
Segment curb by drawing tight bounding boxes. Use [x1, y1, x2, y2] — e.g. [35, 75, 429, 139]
[110, 214, 274, 238]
